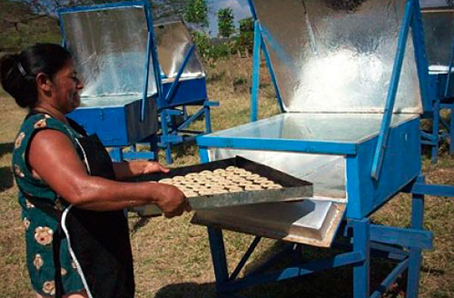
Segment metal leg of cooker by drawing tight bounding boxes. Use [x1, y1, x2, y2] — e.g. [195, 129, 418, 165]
[406, 192, 425, 298]
[208, 227, 230, 297]
[352, 218, 371, 298]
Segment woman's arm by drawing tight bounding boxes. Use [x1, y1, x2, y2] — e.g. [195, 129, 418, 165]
[112, 160, 170, 181]
[28, 129, 189, 217]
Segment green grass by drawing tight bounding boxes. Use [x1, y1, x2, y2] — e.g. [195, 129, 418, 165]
[0, 57, 454, 297]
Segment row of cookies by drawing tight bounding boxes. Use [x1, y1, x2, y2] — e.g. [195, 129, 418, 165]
[158, 174, 282, 190]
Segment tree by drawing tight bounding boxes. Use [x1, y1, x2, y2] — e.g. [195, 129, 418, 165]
[184, 0, 208, 28]
[217, 7, 235, 39]
[236, 17, 254, 53]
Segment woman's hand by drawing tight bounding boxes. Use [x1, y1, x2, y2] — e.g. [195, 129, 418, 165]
[153, 184, 191, 218]
[141, 161, 169, 175]
[113, 160, 169, 180]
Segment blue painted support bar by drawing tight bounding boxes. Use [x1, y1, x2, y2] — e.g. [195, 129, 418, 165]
[246, 0, 257, 20]
[420, 131, 437, 142]
[370, 259, 409, 298]
[371, 0, 414, 180]
[165, 45, 196, 103]
[229, 237, 261, 281]
[431, 100, 441, 163]
[57, 10, 68, 48]
[370, 242, 408, 261]
[208, 227, 230, 293]
[410, 183, 454, 197]
[218, 251, 364, 293]
[353, 218, 370, 298]
[251, 20, 262, 122]
[175, 106, 206, 132]
[410, 0, 430, 112]
[204, 100, 220, 134]
[368, 225, 433, 250]
[159, 134, 184, 144]
[406, 192, 425, 298]
[141, 31, 152, 122]
[199, 147, 209, 163]
[261, 37, 284, 112]
[160, 109, 173, 164]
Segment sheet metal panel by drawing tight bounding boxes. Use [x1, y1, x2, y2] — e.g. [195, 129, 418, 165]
[154, 21, 205, 78]
[60, 6, 158, 99]
[252, 0, 422, 113]
[203, 113, 417, 144]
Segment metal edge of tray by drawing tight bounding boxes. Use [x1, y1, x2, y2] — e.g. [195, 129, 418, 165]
[132, 184, 313, 216]
[129, 156, 313, 216]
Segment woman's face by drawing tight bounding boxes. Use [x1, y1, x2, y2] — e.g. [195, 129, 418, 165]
[51, 59, 83, 114]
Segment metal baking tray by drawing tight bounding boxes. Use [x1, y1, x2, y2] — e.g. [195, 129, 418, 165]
[130, 156, 313, 216]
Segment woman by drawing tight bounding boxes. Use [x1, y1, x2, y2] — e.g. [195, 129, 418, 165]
[0, 43, 190, 298]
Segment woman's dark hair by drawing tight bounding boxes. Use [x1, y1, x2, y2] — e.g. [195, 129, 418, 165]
[0, 43, 72, 108]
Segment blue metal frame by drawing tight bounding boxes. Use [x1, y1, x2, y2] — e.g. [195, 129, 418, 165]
[372, 0, 425, 180]
[250, 20, 261, 122]
[202, 211, 433, 298]
[247, 0, 284, 118]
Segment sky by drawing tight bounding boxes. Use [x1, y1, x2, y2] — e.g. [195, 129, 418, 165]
[207, 0, 252, 36]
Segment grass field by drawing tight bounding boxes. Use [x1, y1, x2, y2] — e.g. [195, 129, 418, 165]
[0, 57, 453, 298]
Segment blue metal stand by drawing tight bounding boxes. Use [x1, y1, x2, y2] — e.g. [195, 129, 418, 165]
[158, 100, 219, 164]
[422, 79, 454, 163]
[110, 135, 158, 162]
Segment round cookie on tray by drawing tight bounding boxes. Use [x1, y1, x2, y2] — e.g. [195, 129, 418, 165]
[245, 185, 263, 191]
[158, 178, 173, 184]
[245, 174, 260, 181]
[226, 166, 238, 172]
[266, 184, 283, 190]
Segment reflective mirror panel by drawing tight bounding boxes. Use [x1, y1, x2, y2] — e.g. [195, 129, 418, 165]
[252, 0, 422, 113]
[422, 7, 454, 70]
[60, 6, 158, 100]
[207, 113, 417, 143]
[154, 21, 205, 78]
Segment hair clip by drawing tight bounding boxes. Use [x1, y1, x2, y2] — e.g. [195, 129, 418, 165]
[17, 62, 27, 77]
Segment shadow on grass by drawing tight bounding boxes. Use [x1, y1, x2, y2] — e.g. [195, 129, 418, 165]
[171, 142, 199, 161]
[0, 166, 13, 192]
[155, 238, 408, 298]
[0, 143, 14, 193]
[0, 142, 14, 159]
[155, 282, 216, 298]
